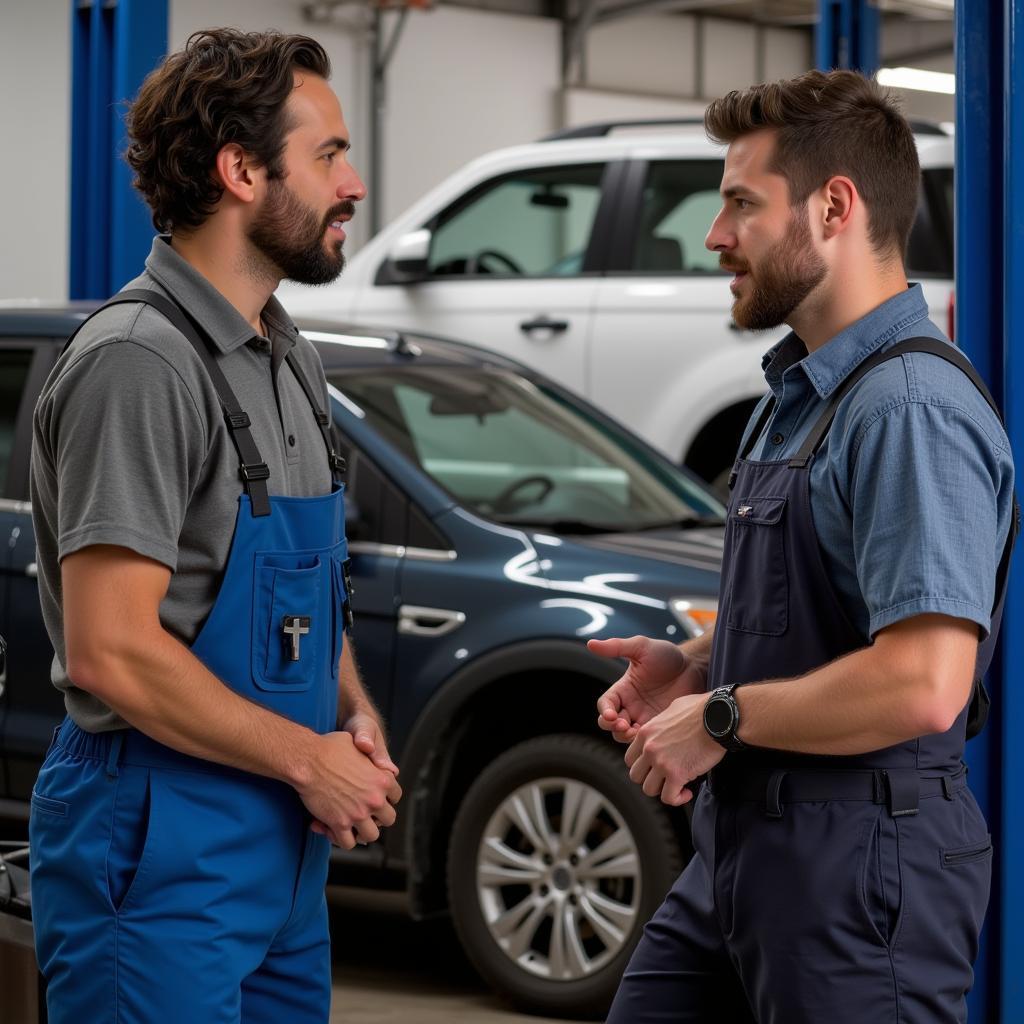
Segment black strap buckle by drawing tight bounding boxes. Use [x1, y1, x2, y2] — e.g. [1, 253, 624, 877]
[225, 410, 251, 430]
[316, 411, 330, 426]
[240, 462, 270, 482]
[330, 452, 347, 474]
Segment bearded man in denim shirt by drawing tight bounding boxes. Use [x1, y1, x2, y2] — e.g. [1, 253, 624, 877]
[590, 70, 1016, 1024]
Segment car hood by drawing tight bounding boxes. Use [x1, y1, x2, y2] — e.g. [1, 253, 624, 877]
[523, 524, 724, 605]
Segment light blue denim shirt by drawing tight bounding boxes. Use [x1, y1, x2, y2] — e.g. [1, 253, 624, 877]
[740, 283, 1015, 639]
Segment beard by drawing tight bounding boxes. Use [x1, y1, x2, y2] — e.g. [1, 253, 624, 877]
[247, 179, 353, 286]
[723, 204, 826, 331]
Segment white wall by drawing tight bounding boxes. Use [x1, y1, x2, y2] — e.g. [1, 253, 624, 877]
[585, 15, 701, 97]
[0, 0, 70, 303]
[381, 6, 561, 225]
[563, 88, 708, 128]
[584, 14, 810, 103]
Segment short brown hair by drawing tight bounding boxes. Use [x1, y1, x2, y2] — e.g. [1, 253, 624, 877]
[125, 28, 331, 233]
[704, 69, 920, 259]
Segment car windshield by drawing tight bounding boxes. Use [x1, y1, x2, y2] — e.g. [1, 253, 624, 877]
[327, 364, 726, 531]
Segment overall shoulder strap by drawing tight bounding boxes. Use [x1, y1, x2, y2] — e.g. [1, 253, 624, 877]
[284, 351, 347, 481]
[727, 396, 777, 491]
[788, 335, 1018, 737]
[72, 288, 273, 516]
[789, 336, 998, 467]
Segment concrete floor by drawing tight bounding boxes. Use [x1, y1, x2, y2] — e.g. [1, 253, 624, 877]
[328, 888, 574, 1024]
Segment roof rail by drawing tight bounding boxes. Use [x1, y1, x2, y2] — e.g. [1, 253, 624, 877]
[542, 116, 949, 142]
[906, 119, 948, 136]
[541, 118, 705, 142]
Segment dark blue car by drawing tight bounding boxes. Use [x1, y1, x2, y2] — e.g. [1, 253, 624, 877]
[0, 308, 724, 1018]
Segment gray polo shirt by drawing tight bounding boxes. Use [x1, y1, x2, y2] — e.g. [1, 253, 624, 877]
[31, 237, 333, 732]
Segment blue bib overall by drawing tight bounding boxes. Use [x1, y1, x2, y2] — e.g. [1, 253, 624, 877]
[608, 339, 1016, 1024]
[30, 291, 350, 1023]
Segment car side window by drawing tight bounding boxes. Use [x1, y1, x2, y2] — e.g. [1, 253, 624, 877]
[0, 348, 35, 495]
[630, 160, 726, 274]
[906, 167, 953, 277]
[331, 426, 449, 551]
[427, 164, 605, 278]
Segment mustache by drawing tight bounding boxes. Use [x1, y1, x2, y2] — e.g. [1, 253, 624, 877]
[324, 201, 356, 227]
[719, 256, 749, 274]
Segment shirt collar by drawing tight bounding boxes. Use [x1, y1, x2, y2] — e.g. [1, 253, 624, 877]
[761, 284, 932, 399]
[144, 236, 299, 354]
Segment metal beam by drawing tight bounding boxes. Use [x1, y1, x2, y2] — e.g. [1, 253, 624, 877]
[563, 0, 600, 86]
[595, 0, 746, 26]
[369, 9, 411, 236]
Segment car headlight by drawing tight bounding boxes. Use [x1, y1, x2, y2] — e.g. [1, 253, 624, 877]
[669, 598, 718, 637]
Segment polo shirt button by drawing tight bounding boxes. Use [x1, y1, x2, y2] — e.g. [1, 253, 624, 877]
[771, 432, 785, 445]
[288, 434, 296, 447]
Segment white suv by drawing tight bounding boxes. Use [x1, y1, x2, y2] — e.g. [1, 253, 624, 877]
[278, 120, 954, 492]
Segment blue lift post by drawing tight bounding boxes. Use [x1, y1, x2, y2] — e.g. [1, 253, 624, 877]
[820, 0, 1018, 1018]
[956, 2, 1024, 1020]
[69, 0, 168, 300]
[815, 0, 880, 77]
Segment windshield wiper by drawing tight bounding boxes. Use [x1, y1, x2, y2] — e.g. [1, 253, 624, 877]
[493, 517, 623, 535]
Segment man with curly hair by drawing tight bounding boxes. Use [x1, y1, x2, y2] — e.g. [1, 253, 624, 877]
[29, 28, 399, 1022]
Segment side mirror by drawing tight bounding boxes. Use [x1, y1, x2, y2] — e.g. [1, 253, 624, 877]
[388, 228, 432, 279]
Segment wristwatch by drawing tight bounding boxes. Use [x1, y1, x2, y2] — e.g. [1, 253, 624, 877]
[703, 684, 746, 751]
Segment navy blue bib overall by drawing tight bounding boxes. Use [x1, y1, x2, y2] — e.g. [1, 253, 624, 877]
[30, 291, 350, 1023]
[608, 339, 1015, 1024]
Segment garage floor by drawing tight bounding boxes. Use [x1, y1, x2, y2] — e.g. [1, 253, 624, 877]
[328, 887, 573, 1023]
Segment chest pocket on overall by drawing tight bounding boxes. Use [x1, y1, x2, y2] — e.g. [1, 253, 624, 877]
[252, 552, 327, 690]
[726, 495, 789, 636]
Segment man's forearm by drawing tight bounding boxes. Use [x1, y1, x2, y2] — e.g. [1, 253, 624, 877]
[74, 626, 320, 789]
[337, 639, 383, 725]
[679, 623, 714, 669]
[734, 618, 977, 755]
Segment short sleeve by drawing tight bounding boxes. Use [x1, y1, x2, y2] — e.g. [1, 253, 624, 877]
[39, 341, 208, 570]
[849, 397, 1008, 637]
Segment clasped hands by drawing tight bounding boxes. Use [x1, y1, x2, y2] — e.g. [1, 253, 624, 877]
[588, 635, 725, 805]
[306, 710, 402, 850]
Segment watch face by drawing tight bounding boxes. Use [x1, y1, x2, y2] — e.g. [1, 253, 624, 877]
[705, 696, 735, 737]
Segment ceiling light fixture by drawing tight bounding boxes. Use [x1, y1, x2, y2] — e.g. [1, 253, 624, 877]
[876, 66, 955, 94]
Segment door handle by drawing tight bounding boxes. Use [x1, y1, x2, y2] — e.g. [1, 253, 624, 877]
[520, 316, 569, 336]
[397, 605, 466, 638]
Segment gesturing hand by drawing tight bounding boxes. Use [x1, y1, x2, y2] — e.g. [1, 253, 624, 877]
[588, 635, 708, 744]
[624, 693, 725, 806]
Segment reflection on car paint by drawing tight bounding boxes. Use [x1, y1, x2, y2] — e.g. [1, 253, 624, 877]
[539, 598, 615, 637]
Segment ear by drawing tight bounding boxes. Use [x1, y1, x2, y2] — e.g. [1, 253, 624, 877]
[213, 143, 260, 205]
[819, 175, 857, 240]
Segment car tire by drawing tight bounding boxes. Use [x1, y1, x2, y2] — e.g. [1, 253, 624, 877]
[446, 734, 686, 1019]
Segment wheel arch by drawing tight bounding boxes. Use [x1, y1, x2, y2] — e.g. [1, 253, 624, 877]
[683, 396, 763, 485]
[392, 639, 690, 917]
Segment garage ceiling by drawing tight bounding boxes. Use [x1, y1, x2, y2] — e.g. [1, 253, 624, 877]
[650, 0, 952, 25]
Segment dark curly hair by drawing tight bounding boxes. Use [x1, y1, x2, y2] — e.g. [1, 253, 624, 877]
[705, 69, 920, 260]
[124, 28, 331, 233]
